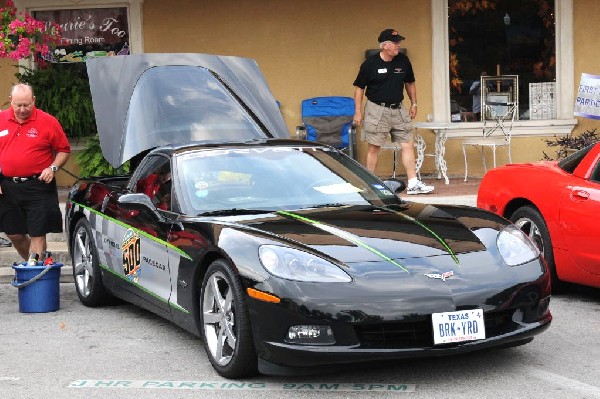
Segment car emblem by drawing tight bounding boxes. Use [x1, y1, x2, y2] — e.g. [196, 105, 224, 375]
[424, 271, 454, 281]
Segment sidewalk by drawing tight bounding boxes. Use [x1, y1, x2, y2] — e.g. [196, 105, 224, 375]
[405, 176, 479, 206]
[0, 177, 480, 283]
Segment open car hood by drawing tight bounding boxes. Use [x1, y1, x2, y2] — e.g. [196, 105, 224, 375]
[86, 53, 288, 167]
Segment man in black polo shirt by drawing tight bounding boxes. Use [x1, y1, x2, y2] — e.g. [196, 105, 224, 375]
[353, 28, 434, 195]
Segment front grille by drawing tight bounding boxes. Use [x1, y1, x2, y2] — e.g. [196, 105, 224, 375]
[356, 319, 432, 349]
[355, 309, 517, 349]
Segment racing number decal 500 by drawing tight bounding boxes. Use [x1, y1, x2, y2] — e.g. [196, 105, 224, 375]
[122, 228, 141, 283]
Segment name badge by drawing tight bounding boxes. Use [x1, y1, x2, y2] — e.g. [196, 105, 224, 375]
[378, 68, 387, 74]
[0, 129, 9, 137]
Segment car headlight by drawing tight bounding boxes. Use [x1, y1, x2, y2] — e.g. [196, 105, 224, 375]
[497, 225, 540, 266]
[259, 245, 351, 282]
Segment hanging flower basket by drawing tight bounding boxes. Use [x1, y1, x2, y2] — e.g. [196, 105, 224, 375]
[0, 0, 61, 61]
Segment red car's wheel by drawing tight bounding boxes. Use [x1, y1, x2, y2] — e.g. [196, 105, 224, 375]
[510, 206, 561, 290]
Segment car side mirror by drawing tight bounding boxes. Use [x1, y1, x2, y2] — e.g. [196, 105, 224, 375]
[118, 193, 166, 222]
[382, 178, 406, 194]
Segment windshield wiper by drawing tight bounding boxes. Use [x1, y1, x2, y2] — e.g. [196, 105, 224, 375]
[198, 208, 273, 217]
[380, 202, 410, 211]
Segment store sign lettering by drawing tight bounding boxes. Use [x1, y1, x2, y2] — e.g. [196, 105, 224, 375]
[34, 8, 130, 62]
[574, 73, 600, 119]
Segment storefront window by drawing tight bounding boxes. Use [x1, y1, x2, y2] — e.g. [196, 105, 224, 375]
[448, 0, 555, 121]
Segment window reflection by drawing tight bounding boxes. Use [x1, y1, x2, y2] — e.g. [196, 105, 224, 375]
[448, 0, 556, 121]
[124, 66, 263, 161]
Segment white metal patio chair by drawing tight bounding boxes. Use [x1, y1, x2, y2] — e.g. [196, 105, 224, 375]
[462, 102, 517, 181]
[380, 133, 425, 179]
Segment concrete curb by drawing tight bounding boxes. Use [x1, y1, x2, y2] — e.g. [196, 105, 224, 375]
[1, 265, 74, 284]
[0, 241, 72, 283]
[406, 195, 477, 207]
[0, 201, 70, 283]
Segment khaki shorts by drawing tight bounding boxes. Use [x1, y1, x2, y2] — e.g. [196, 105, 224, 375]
[362, 100, 414, 147]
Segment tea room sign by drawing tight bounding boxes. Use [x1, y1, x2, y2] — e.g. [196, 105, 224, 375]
[34, 7, 130, 63]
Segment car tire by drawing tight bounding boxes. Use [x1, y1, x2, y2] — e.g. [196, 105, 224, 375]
[71, 218, 113, 306]
[200, 259, 258, 378]
[509, 205, 561, 290]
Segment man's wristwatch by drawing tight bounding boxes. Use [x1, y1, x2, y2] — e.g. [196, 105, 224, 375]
[49, 165, 59, 172]
[411, 104, 418, 108]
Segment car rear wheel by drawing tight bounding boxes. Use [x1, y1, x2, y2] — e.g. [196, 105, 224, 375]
[71, 218, 112, 306]
[200, 259, 258, 378]
[510, 205, 560, 290]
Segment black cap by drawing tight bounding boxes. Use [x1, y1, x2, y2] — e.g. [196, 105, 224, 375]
[378, 28, 405, 43]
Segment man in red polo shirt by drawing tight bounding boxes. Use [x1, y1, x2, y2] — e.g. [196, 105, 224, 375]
[0, 83, 70, 264]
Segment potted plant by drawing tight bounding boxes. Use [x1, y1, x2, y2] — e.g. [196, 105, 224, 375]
[542, 128, 600, 160]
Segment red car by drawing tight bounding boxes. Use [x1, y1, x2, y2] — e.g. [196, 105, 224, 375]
[478, 142, 600, 290]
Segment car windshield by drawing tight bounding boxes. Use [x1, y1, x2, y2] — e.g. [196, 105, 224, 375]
[175, 145, 401, 214]
[557, 142, 596, 174]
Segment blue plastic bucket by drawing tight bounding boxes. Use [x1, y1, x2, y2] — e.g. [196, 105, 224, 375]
[12, 262, 64, 313]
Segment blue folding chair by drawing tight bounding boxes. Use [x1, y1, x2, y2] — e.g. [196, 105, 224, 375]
[296, 96, 356, 159]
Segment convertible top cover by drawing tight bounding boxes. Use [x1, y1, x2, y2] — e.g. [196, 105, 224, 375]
[87, 53, 288, 167]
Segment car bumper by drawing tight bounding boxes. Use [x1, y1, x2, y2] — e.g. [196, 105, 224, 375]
[256, 313, 551, 373]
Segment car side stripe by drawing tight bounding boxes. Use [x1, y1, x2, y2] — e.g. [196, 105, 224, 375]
[277, 211, 409, 272]
[71, 200, 193, 260]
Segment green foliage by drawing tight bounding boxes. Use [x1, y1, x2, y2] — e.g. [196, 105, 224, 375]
[15, 62, 96, 138]
[15, 63, 122, 177]
[75, 135, 130, 178]
[542, 128, 600, 160]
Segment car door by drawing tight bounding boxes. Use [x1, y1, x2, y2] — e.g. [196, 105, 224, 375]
[106, 155, 174, 314]
[559, 157, 600, 275]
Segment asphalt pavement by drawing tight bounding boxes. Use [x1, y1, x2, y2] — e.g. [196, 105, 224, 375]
[0, 281, 599, 398]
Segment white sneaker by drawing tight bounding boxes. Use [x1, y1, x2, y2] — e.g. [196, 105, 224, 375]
[0, 236, 11, 247]
[406, 180, 435, 195]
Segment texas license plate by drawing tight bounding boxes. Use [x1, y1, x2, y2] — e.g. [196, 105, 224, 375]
[431, 309, 486, 345]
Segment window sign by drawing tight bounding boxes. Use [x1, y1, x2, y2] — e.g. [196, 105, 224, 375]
[529, 82, 556, 120]
[574, 73, 600, 120]
[34, 7, 129, 63]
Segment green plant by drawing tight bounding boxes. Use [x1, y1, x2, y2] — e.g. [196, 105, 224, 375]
[15, 62, 96, 139]
[75, 135, 129, 178]
[542, 128, 600, 160]
[15, 63, 120, 177]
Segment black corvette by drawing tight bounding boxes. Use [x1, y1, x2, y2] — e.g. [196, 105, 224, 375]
[65, 54, 551, 378]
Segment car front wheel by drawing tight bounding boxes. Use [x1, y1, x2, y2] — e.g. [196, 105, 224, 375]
[200, 259, 258, 378]
[510, 205, 560, 290]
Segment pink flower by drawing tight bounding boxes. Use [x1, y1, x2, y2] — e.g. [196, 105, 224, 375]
[0, 1, 61, 61]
